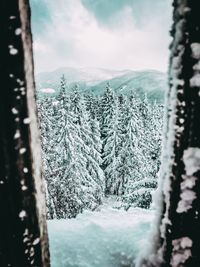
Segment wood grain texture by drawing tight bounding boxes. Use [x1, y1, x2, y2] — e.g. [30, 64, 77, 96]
[0, 1, 50, 266]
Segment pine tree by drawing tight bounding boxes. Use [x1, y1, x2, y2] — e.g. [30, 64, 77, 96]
[38, 81, 106, 218]
[103, 98, 123, 195]
[100, 83, 115, 142]
[122, 96, 163, 210]
[85, 94, 99, 120]
[134, 97, 160, 208]
[149, 102, 163, 177]
[78, 98, 105, 206]
[37, 97, 58, 218]
[120, 96, 148, 207]
[53, 88, 105, 218]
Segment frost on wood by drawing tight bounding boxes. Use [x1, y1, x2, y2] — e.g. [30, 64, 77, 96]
[176, 148, 200, 213]
[171, 237, 192, 267]
[19, 0, 50, 265]
[0, 0, 49, 266]
[191, 43, 200, 59]
[190, 73, 200, 87]
[176, 187, 196, 213]
[183, 148, 200, 176]
[138, 0, 200, 266]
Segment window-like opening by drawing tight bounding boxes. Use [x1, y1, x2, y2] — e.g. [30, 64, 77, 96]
[31, 1, 172, 266]
[2, 1, 200, 267]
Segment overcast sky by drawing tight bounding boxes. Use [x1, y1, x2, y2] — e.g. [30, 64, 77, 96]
[31, 0, 172, 73]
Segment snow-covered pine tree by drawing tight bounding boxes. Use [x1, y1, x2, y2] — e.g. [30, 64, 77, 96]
[85, 93, 99, 120]
[42, 85, 84, 218]
[100, 83, 115, 143]
[57, 74, 68, 105]
[139, 0, 200, 266]
[38, 82, 105, 218]
[120, 95, 149, 208]
[135, 96, 161, 208]
[122, 96, 163, 210]
[149, 102, 163, 177]
[37, 97, 58, 219]
[103, 97, 123, 195]
[85, 95, 105, 198]
[72, 91, 105, 205]
[37, 75, 71, 219]
[53, 88, 104, 217]
[114, 94, 130, 196]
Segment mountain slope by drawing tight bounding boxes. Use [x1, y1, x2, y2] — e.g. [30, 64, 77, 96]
[87, 70, 167, 102]
[36, 67, 167, 102]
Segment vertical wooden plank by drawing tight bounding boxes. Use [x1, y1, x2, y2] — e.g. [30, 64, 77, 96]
[139, 1, 200, 266]
[0, 0, 50, 266]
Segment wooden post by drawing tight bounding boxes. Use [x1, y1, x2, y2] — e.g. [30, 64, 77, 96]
[0, 0, 50, 266]
[139, 1, 200, 266]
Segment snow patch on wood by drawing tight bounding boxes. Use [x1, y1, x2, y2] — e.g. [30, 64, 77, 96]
[176, 147, 200, 213]
[183, 147, 200, 176]
[177, 188, 196, 213]
[19, 210, 27, 219]
[171, 237, 192, 266]
[191, 43, 200, 59]
[190, 73, 200, 87]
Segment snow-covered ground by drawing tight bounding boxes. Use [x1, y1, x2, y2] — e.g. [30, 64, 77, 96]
[48, 198, 155, 267]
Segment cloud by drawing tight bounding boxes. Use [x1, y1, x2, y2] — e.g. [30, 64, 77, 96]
[31, 0, 172, 73]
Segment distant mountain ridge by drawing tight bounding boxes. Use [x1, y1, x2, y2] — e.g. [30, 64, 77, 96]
[36, 67, 167, 103]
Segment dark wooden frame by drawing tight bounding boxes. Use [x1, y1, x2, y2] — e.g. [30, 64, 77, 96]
[140, 1, 200, 266]
[1, 0, 200, 267]
[0, 0, 50, 266]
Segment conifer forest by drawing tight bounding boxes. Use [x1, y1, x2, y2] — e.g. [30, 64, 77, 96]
[37, 76, 164, 219]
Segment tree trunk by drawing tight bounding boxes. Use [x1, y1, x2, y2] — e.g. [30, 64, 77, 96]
[139, 0, 200, 266]
[0, 1, 50, 266]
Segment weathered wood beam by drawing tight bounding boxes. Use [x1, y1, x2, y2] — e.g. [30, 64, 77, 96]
[0, 1, 50, 266]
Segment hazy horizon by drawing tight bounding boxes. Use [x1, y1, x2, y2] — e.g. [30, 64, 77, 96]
[36, 66, 167, 75]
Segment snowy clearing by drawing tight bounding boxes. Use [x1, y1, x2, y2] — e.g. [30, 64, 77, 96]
[40, 88, 55, 93]
[48, 200, 154, 267]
